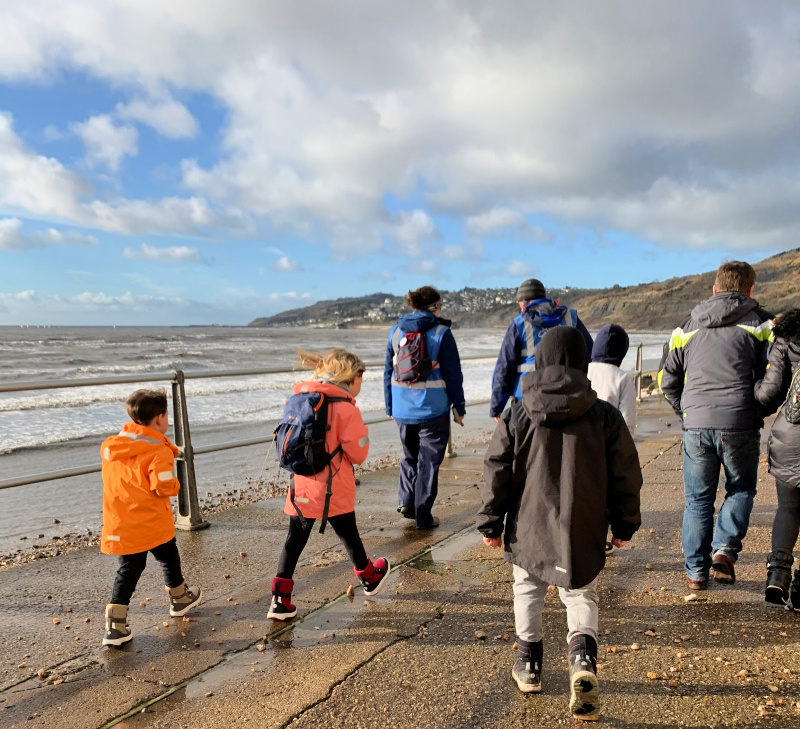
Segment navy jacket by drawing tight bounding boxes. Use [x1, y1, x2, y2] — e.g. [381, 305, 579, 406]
[490, 300, 593, 417]
[384, 310, 466, 425]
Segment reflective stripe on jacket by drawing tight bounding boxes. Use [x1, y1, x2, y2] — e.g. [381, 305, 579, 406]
[100, 422, 180, 555]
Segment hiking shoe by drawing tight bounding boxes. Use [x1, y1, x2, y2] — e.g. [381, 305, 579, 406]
[415, 516, 440, 530]
[765, 553, 793, 605]
[790, 569, 800, 611]
[267, 577, 297, 621]
[355, 558, 391, 596]
[604, 541, 614, 556]
[568, 635, 600, 721]
[167, 582, 202, 617]
[687, 577, 708, 591]
[512, 638, 542, 693]
[102, 603, 133, 647]
[397, 505, 415, 519]
[711, 553, 736, 585]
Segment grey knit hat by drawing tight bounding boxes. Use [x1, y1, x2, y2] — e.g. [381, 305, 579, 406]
[516, 278, 546, 301]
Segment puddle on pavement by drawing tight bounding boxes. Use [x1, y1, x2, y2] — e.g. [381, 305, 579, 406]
[406, 530, 493, 585]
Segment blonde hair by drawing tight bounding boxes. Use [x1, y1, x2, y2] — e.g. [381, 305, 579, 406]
[296, 348, 366, 384]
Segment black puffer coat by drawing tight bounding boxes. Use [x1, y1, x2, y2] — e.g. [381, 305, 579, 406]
[755, 310, 800, 488]
[478, 327, 643, 589]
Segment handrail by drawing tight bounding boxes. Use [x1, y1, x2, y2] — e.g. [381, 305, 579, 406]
[0, 354, 498, 394]
[0, 398, 493, 491]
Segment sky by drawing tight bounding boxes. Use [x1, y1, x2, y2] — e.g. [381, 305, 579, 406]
[1, 1, 800, 325]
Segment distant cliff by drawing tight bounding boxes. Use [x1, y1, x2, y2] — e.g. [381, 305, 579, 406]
[249, 248, 800, 330]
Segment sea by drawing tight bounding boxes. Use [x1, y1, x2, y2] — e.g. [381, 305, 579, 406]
[0, 326, 669, 552]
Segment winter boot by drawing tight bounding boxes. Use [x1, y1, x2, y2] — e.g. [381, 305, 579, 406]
[568, 634, 600, 721]
[166, 582, 202, 617]
[790, 569, 800, 611]
[765, 552, 793, 605]
[267, 577, 297, 621]
[354, 558, 391, 596]
[511, 638, 542, 693]
[102, 603, 133, 647]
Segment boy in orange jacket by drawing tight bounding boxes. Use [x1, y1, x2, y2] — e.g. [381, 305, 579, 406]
[100, 389, 201, 646]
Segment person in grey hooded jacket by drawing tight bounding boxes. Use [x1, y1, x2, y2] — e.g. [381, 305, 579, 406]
[479, 326, 642, 720]
[659, 261, 773, 591]
[754, 309, 800, 606]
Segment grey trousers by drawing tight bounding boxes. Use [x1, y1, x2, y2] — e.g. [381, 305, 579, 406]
[512, 564, 599, 644]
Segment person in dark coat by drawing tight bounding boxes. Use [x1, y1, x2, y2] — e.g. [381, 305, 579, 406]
[754, 309, 800, 607]
[478, 326, 642, 721]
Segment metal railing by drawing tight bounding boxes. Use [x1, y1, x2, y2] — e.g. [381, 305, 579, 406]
[0, 342, 659, 528]
[0, 356, 497, 529]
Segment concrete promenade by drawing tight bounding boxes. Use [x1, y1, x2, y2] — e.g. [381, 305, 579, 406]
[1, 399, 799, 729]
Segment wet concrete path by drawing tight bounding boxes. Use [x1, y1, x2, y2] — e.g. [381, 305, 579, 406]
[2, 400, 799, 728]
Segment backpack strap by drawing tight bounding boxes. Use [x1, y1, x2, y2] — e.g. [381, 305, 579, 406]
[317, 396, 350, 534]
[289, 476, 309, 531]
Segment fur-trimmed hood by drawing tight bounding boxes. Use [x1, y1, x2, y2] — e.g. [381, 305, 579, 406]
[773, 309, 800, 345]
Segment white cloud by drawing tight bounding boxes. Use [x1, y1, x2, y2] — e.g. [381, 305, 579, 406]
[0, 217, 97, 250]
[391, 209, 438, 257]
[466, 208, 527, 236]
[116, 96, 199, 139]
[273, 255, 303, 272]
[122, 243, 209, 264]
[3, 3, 800, 255]
[70, 114, 138, 172]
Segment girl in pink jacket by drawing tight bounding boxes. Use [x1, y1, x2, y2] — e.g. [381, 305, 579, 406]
[268, 349, 390, 620]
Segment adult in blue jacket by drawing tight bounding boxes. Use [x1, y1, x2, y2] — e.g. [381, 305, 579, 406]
[490, 278, 593, 419]
[384, 286, 466, 530]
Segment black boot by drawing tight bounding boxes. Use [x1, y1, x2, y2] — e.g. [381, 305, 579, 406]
[567, 634, 600, 721]
[765, 552, 793, 605]
[790, 569, 800, 611]
[511, 638, 542, 694]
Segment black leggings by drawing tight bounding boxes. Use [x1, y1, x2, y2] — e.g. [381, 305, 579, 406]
[772, 480, 800, 560]
[276, 512, 368, 578]
[111, 538, 184, 605]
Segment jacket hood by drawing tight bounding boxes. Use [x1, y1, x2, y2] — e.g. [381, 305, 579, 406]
[524, 299, 569, 329]
[690, 292, 758, 328]
[101, 422, 177, 463]
[293, 379, 355, 402]
[591, 324, 629, 367]
[397, 310, 451, 333]
[522, 327, 596, 425]
[773, 309, 800, 345]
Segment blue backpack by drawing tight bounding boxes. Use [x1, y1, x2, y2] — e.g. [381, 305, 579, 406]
[273, 391, 349, 533]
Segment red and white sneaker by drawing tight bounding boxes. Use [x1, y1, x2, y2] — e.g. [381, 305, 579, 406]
[355, 558, 391, 596]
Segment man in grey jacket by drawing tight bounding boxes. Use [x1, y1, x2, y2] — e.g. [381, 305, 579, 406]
[659, 261, 773, 590]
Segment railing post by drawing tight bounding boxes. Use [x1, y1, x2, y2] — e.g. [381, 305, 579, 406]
[171, 369, 210, 531]
[635, 342, 643, 402]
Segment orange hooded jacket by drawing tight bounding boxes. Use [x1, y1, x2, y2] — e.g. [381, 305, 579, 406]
[100, 422, 180, 555]
[283, 380, 370, 520]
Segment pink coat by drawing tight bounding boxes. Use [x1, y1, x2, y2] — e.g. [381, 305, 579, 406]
[283, 380, 369, 519]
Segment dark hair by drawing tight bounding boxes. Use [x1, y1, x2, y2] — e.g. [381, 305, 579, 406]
[406, 286, 441, 310]
[126, 389, 168, 425]
[715, 261, 756, 295]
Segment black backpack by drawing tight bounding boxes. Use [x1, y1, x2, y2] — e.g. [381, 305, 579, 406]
[273, 391, 348, 532]
[393, 330, 433, 383]
[783, 368, 800, 425]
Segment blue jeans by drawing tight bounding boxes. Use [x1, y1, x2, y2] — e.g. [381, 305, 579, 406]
[397, 413, 450, 528]
[682, 429, 760, 580]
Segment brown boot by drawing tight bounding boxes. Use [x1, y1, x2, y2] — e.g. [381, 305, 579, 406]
[166, 582, 202, 617]
[102, 604, 132, 646]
